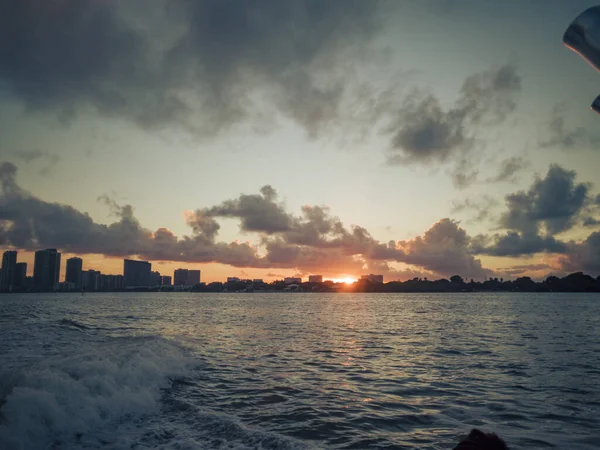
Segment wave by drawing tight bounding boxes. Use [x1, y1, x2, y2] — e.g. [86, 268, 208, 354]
[58, 318, 91, 331]
[0, 335, 190, 450]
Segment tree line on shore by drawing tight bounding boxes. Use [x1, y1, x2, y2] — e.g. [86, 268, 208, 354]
[189, 272, 600, 293]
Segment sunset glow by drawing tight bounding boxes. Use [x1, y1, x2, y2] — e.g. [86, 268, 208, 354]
[328, 277, 358, 284]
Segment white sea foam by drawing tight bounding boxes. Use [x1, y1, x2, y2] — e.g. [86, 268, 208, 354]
[0, 336, 190, 450]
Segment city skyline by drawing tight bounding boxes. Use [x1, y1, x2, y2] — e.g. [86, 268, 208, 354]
[0, 1, 600, 282]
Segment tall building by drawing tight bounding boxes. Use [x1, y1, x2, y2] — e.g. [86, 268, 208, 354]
[13, 262, 27, 289]
[123, 259, 152, 287]
[187, 270, 201, 285]
[161, 276, 172, 286]
[360, 274, 384, 283]
[150, 271, 161, 286]
[33, 249, 61, 292]
[82, 270, 101, 291]
[284, 277, 302, 284]
[0, 250, 17, 292]
[308, 275, 323, 283]
[174, 268, 189, 286]
[65, 257, 83, 289]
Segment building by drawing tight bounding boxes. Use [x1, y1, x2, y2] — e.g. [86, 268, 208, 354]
[14, 262, 27, 289]
[82, 270, 101, 291]
[0, 250, 17, 292]
[174, 269, 189, 286]
[187, 270, 201, 285]
[161, 276, 172, 286]
[123, 259, 152, 287]
[150, 271, 161, 286]
[33, 249, 61, 292]
[284, 277, 302, 284]
[227, 277, 240, 283]
[253, 279, 264, 284]
[65, 257, 83, 289]
[308, 275, 323, 283]
[97, 274, 124, 291]
[360, 274, 384, 283]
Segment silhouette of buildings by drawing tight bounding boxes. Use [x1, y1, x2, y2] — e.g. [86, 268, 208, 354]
[33, 249, 61, 292]
[0, 250, 17, 292]
[82, 270, 101, 291]
[123, 259, 151, 287]
[174, 268, 200, 286]
[361, 274, 384, 283]
[161, 275, 172, 286]
[187, 270, 201, 285]
[227, 277, 240, 283]
[65, 257, 83, 289]
[284, 277, 302, 284]
[308, 275, 323, 283]
[150, 271, 161, 286]
[174, 269, 188, 286]
[14, 262, 27, 289]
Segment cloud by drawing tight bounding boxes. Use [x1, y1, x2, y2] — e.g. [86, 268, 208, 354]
[201, 185, 292, 234]
[386, 64, 521, 166]
[0, 0, 385, 138]
[451, 195, 499, 223]
[486, 156, 530, 183]
[0, 162, 494, 278]
[473, 164, 595, 256]
[499, 263, 551, 276]
[500, 165, 590, 235]
[558, 232, 600, 275]
[2, 149, 61, 175]
[0, 162, 263, 266]
[540, 104, 600, 149]
[394, 218, 492, 278]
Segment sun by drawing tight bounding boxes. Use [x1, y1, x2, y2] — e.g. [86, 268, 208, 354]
[329, 277, 357, 284]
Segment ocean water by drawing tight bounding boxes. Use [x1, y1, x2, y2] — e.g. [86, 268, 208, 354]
[0, 293, 599, 449]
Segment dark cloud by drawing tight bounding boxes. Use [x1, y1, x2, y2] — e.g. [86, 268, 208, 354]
[1, 149, 61, 175]
[540, 104, 600, 149]
[451, 195, 499, 223]
[583, 217, 600, 227]
[394, 218, 492, 278]
[559, 232, 600, 275]
[0, 0, 385, 138]
[486, 156, 529, 183]
[499, 263, 551, 276]
[472, 231, 566, 257]
[386, 64, 521, 165]
[450, 158, 479, 189]
[473, 165, 594, 256]
[500, 165, 590, 235]
[201, 185, 293, 234]
[0, 162, 493, 278]
[0, 163, 263, 267]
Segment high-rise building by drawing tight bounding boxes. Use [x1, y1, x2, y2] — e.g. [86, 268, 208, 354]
[187, 270, 201, 285]
[0, 250, 17, 292]
[150, 271, 161, 286]
[360, 274, 384, 283]
[308, 275, 323, 283]
[14, 262, 27, 289]
[161, 276, 172, 286]
[174, 268, 189, 286]
[123, 259, 152, 287]
[33, 249, 61, 292]
[82, 270, 101, 291]
[65, 257, 83, 289]
[284, 277, 302, 284]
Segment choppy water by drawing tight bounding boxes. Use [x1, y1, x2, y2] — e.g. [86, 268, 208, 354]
[1, 293, 599, 449]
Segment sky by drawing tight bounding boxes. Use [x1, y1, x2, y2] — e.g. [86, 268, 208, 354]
[1, 0, 600, 283]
